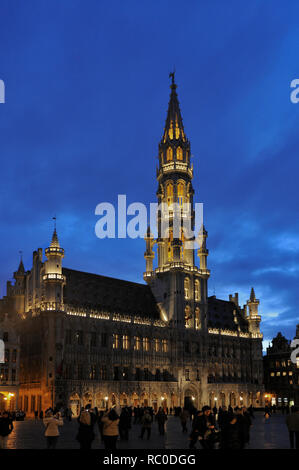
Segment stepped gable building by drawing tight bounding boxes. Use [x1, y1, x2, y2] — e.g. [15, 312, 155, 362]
[263, 326, 299, 407]
[0, 77, 264, 416]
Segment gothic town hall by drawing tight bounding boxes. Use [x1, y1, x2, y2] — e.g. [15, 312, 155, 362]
[0, 78, 264, 416]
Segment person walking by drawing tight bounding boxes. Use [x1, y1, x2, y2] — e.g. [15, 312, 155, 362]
[0, 411, 14, 449]
[76, 404, 97, 449]
[101, 408, 120, 449]
[189, 410, 203, 449]
[286, 407, 299, 449]
[139, 408, 153, 440]
[179, 408, 189, 433]
[119, 407, 131, 440]
[156, 407, 167, 436]
[34, 410, 38, 422]
[43, 410, 64, 449]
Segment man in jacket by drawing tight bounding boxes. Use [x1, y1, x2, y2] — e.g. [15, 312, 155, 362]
[197, 406, 216, 449]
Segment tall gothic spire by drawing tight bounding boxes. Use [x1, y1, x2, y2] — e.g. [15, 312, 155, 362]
[50, 228, 60, 249]
[161, 72, 187, 144]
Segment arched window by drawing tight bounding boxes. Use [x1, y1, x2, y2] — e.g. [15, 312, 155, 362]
[180, 230, 185, 260]
[194, 280, 200, 301]
[184, 277, 190, 299]
[167, 230, 173, 262]
[166, 182, 173, 206]
[195, 307, 200, 329]
[168, 121, 174, 140]
[166, 147, 173, 161]
[184, 305, 192, 326]
[177, 146, 183, 161]
[177, 182, 185, 206]
[175, 118, 180, 139]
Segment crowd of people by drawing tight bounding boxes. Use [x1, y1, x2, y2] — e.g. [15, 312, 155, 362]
[0, 403, 298, 449]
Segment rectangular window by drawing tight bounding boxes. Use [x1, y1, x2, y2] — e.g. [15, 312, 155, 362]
[11, 369, 16, 382]
[162, 339, 168, 353]
[134, 337, 141, 351]
[185, 369, 190, 381]
[3, 332, 8, 342]
[24, 395, 28, 412]
[154, 339, 160, 352]
[122, 335, 130, 350]
[143, 338, 150, 352]
[113, 334, 119, 349]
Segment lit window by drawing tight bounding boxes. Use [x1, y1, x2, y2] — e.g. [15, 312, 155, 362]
[175, 119, 180, 139]
[177, 146, 183, 160]
[289, 371, 293, 376]
[113, 334, 119, 349]
[134, 336, 141, 351]
[154, 339, 160, 352]
[195, 307, 200, 329]
[184, 277, 190, 299]
[168, 121, 174, 140]
[143, 338, 150, 352]
[122, 335, 129, 350]
[195, 280, 200, 301]
[162, 339, 168, 353]
[177, 182, 185, 206]
[270, 372, 275, 377]
[276, 371, 281, 376]
[166, 182, 173, 206]
[166, 147, 173, 161]
[168, 230, 173, 262]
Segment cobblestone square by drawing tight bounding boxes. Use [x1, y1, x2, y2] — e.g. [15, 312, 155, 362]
[3, 411, 291, 450]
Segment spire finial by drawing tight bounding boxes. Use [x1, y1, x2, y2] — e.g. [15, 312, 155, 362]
[19, 250, 23, 261]
[53, 216, 56, 231]
[169, 68, 176, 87]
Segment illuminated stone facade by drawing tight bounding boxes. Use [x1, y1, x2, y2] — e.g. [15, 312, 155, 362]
[0, 78, 264, 416]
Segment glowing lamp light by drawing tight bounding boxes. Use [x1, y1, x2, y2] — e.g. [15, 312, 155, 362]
[161, 396, 165, 401]
[191, 396, 195, 401]
[214, 397, 218, 401]
[104, 396, 108, 401]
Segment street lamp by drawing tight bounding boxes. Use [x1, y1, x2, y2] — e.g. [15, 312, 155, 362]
[105, 396, 108, 410]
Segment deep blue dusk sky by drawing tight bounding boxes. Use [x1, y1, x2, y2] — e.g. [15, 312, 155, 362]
[0, 1, 299, 347]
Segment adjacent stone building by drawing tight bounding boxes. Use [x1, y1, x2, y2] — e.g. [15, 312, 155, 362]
[0, 77, 264, 416]
[263, 326, 299, 407]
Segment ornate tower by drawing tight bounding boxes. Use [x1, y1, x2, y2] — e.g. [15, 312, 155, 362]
[144, 74, 210, 330]
[247, 287, 261, 335]
[43, 228, 65, 309]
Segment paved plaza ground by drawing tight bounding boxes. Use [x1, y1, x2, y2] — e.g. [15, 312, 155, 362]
[4, 411, 291, 450]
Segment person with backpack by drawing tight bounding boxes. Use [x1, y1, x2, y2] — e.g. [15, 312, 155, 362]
[76, 404, 97, 449]
[139, 408, 153, 440]
[101, 407, 120, 449]
[43, 410, 64, 449]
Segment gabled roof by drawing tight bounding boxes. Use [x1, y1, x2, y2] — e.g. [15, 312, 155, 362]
[207, 296, 249, 332]
[62, 267, 160, 319]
